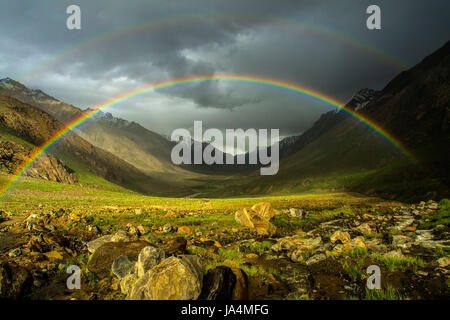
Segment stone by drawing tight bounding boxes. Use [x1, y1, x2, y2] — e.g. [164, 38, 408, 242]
[127, 255, 203, 300]
[231, 268, 248, 300]
[44, 251, 65, 263]
[199, 266, 236, 300]
[437, 256, 450, 268]
[111, 230, 131, 242]
[120, 273, 137, 295]
[235, 208, 276, 237]
[86, 235, 114, 254]
[162, 223, 174, 233]
[330, 231, 351, 244]
[357, 223, 373, 235]
[135, 246, 166, 278]
[177, 226, 193, 235]
[271, 238, 295, 252]
[111, 255, 136, 279]
[69, 212, 82, 222]
[137, 224, 150, 235]
[0, 262, 31, 299]
[8, 248, 22, 258]
[165, 210, 181, 218]
[289, 208, 303, 218]
[392, 235, 413, 248]
[158, 237, 187, 255]
[88, 241, 148, 278]
[343, 237, 366, 252]
[306, 253, 326, 265]
[251, 202, 279, 220]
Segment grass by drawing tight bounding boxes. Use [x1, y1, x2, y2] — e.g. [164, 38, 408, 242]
[419, 198, 450, 230]
[371, 253, 425, 272]
[365, 285, 405, 300]
[341, 258, 365, 281]
[241, 241, 273, 256]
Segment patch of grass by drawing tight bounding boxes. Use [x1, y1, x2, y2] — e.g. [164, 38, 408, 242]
[241, 241, 273, 256]
[341, 258, 365, 281]
[419, 199, 450, 230]
[365, 285, 405, 300]
[343, 247, 368, 259]
[372, 253, 425, 272]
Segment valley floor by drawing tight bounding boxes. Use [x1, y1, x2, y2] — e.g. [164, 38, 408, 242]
[0, 174, 449, 300]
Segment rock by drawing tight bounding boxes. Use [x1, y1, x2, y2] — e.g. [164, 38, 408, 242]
[330, 231, 351, 244]
[392, 235, 413, 248]
[437, 257, 450, 268]
[245, 253, 259, 259]
[158, 237, 187, 255]
[306, 253, 326, 265]
[357, 223, 373, 235]
[289, 208, 303, 218]
[271, 238, 295, 252]
[134, 209, 143, 215]
[199, 266, 236, 300]
[111, 230, 131, 242]
[8, 248, 22, 258]
[126, 225, 140, 237]
[44, 251, 65, 263]
[137, 224, 150, 235]
[86, 235, 114, 254]
[235, 208, 276, 237]
[392, 217, 415, 231]
[120, 273, 137, 295]
[87, 225, 100, 234]
[342, 237, 366, 252]
[162, 223, 174, 233]
[111, 255, 136, 279]
[0, 262, 31, 299]
[88, 241, 148, 278]
[251, 202, 279, 220]
[127, 255, 203, 300]
[135, 246, 166, 278]
[231, 268, 248, 300]
[69, 212, 82, 222]
[165, 210, 181, 218]
[177, 226, 193, 235]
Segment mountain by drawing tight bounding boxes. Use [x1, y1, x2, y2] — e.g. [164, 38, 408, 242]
[0, 94, 178, 195]
[211, 41, 450, 201]
[0, 78, 190, 178]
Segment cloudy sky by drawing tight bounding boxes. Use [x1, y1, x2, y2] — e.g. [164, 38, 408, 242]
[0, 0, 449, 152]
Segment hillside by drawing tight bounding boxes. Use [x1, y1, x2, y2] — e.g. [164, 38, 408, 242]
[206, 42, 450, 201]
[0, 95, 179, 195]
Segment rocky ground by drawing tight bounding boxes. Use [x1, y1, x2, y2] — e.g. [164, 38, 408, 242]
[0, 198, 449, 300]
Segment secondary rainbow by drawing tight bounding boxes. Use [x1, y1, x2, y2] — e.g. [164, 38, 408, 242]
[0, 74, 416, 199]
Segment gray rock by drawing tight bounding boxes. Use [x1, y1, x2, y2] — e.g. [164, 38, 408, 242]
[8, 248, 22, 258]
[86, 235, 114, 253]
[135, 246, 166, 278]
[111, 255, 136, 279]
[289, 208, 303, 218]
[306, 253, 326, 265]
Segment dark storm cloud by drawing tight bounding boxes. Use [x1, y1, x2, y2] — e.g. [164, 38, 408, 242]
[0, 0, 449, 137]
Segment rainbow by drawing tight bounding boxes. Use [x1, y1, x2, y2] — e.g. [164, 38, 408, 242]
[16, 14, 407, 83]
[0, 74, 417, 199]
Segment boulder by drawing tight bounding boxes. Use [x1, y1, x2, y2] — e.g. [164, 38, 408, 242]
[120, 273, 137, 295]
[306, 253, 326, 265]
[199, 266, 236, 300]
[235, 208, 276, 237]
[127, 255, 203, 300]
[135, 246, 166, 278]
[231, 268, 248, 300]
[330, 231, 351, 244]
[86, 235, 114, 254]
[289, 208, 303, 218]
[111, 255, 136, 279]
[251, 202, 279, 220]
[357, 223, 373, 235]
[158, 236, 187, 255]
[88, 241, 148, 278]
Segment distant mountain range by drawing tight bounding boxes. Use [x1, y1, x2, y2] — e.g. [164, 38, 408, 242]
[0, 41, 448, 200]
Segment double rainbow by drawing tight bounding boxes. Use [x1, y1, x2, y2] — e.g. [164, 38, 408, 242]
[0, 74, 416, 199]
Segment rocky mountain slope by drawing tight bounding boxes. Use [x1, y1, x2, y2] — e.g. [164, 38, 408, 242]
[0, 95, 175, 195]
